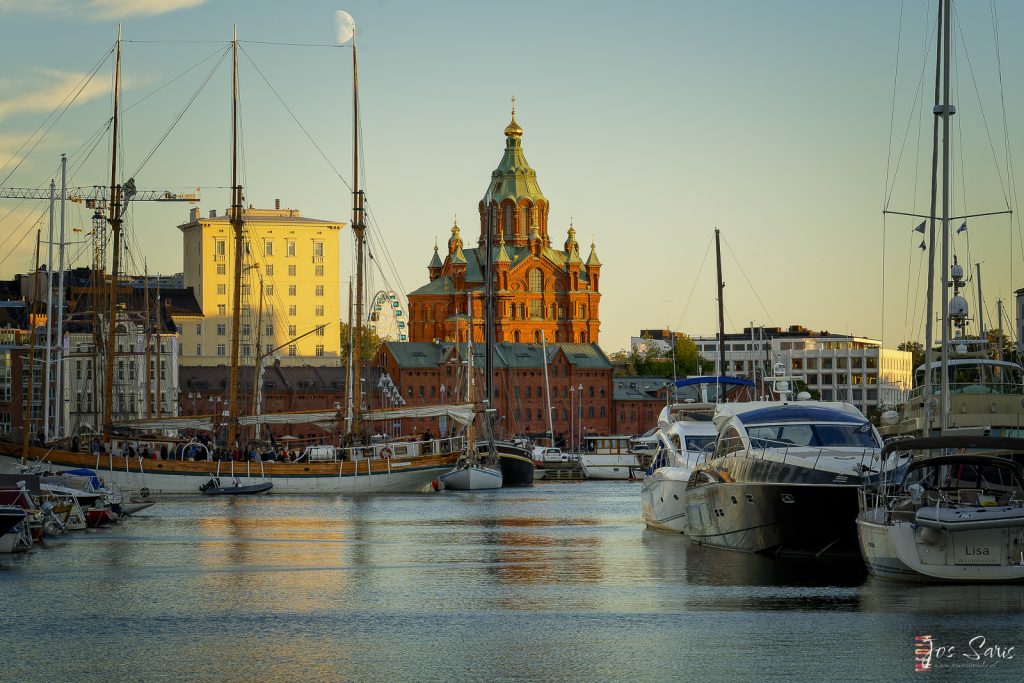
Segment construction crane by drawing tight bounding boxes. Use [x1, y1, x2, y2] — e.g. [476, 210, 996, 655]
[0, 185, 199, 204]
[1, 181, 199, 272]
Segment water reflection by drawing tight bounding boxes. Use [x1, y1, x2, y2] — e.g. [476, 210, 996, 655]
[3, 482, 1024, 681]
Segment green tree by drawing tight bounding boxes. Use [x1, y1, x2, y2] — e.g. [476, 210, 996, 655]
[339, 322, 385, 365]
[897, 341, 925, 369]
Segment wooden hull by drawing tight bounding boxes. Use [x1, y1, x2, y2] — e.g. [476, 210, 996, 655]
[0, 444, 460, 495]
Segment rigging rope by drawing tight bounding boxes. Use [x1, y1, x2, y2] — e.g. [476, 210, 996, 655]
[720, 235, 775, 328]
[0, 46, 114, 188]
[672, 233, 713, 332]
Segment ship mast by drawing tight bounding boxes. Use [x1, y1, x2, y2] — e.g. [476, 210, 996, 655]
[921, 0, 943, 433]
[101, 25, 123, 443]
[715, 228, 725, 375]
[21, 231, 41, 463]
[227, 25, 244, 448]
[939, 0, 952, 431]
[351, 26, 366, 437]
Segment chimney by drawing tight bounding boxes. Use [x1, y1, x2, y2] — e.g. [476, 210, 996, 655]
[209, 209, 217, 218]
[275, 198, 281, 210]
[189, 207, 200, 221]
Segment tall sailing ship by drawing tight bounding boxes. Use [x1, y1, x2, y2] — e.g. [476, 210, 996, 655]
[0, 22, 463, 492]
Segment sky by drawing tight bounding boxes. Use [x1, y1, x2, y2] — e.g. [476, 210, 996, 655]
[0, 0, 1022, 353]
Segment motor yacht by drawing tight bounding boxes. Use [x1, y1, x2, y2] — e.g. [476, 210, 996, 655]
[685, 400, 886, 556]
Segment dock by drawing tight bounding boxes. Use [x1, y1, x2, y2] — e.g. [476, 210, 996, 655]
[540, 461, 587, 481]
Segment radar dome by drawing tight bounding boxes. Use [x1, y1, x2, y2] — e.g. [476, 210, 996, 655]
[950, 295, 969, 319]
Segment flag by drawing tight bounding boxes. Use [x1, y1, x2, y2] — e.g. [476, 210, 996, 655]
[956, 222, 967, 234]
[918, 241, 926, 251]
[913, 221, 926, 234]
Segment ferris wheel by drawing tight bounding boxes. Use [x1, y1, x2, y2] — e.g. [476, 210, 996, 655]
[368, 290, 408, 341]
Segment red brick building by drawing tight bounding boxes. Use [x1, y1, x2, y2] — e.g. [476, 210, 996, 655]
[407, 109, 602, 346]
[377, 341, 613, 446]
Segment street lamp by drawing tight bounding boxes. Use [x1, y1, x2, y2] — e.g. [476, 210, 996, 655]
[577, 383, 583, 453]
[569, 385, 575, 453]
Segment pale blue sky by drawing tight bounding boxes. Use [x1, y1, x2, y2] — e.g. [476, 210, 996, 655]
[0, 0, 1021, 352]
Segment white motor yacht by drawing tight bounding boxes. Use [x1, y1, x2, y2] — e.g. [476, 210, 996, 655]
[685, 400, 887, 556]
[642, 403, 717, 533]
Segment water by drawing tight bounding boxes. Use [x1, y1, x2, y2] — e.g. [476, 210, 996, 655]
[3, 481, 1023, 682]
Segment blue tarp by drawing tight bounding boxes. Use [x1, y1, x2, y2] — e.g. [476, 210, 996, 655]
[738, 405, 865, 426]
[62, 468, 102, 491]
[673, 376, 755, 388]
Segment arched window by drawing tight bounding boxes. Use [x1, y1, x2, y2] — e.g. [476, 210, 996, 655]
[554, 330, 561, 342]
[529, 269, 542, 292]
[580, 304, 587, 319]
[504, 205, 514, 236]
[549, 303, 556, 319]
[534, 330, 541, 343]
[579, 331, 587, 343]
[520, 204, 532, 233]
[517, 303, 526, 319]
[512, 330, 521, 343]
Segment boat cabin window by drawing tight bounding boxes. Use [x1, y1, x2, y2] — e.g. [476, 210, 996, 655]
[745, 422, 878, 449]
[684, 436, 715, 453]
[903, 460, 1023, 500]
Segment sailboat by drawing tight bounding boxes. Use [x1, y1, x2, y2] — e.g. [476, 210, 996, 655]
[857, 0, 1024, 582]
[0, 21, 464, 493]
[439, 296, 502, 490]
[642, 229, 756, 532]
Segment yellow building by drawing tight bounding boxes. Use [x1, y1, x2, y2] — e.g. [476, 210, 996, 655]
[178, 204, 344, 367]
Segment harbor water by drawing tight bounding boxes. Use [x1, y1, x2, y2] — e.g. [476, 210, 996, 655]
[3, 480, 1023, 681]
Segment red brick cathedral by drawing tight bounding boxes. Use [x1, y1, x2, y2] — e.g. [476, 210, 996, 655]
[407, 108, 602, 344]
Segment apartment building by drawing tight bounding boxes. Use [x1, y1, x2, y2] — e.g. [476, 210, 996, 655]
[689, 325, 914, 415]
[178, 204, 343, 367]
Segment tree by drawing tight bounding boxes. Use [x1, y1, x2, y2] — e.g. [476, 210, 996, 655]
[338, 322, 385, 365]
[897, 341, 925, 370]
[671, 332, 713, 375]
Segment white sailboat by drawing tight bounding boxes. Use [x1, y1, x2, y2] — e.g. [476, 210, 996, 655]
[440, 296, 502, 491]
[857, 0, 1024, 582]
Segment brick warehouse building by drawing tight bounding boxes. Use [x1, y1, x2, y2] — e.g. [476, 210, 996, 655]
[407, 108, 602, 346]
[378, 341, 613, 445]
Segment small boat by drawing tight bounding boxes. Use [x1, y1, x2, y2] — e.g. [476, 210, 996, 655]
[480, 440, 535, 487]
[199, 478, 273, 495]
[85, 507, 117, 528]
[118, 500, 156, 516]
[579, 435, 645, 480]
[439, 457, 503, 490]
[0, 505, 26, 538]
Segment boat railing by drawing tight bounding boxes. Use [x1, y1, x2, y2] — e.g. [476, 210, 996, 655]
[712, 434, 879, 477]
[342, 435, 466, 462]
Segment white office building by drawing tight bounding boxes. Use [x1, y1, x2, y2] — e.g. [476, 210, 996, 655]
[689, 325, 914, 416]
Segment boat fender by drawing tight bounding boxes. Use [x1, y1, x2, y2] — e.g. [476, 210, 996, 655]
[381, 447, 393, 459]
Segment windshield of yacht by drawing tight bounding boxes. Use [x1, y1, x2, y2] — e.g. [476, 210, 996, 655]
[685, 436, 716, 452]
[914, 362, 1024, 392]
[745, 422, 879, 449]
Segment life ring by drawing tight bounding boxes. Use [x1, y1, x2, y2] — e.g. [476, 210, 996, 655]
[139, 487, 151, 498]
[380, 447, 393, 459]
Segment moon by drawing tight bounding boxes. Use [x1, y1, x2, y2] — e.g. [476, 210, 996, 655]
[335, 10, 355, 45]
